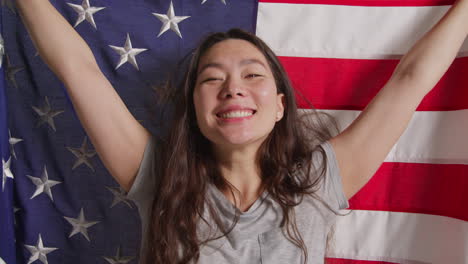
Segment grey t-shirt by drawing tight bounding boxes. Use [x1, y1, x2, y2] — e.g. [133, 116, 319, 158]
[127, 135, 349, 264]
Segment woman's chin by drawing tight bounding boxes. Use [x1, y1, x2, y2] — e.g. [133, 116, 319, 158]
[212, 133, 268, 149]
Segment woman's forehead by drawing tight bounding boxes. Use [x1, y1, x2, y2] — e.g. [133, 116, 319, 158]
[198, 58, 268, 75]
[202, 39, 266, 61]
[198, 39, 269, 72]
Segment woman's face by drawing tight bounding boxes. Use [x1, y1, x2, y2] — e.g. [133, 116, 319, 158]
[193, 39, 284, 150]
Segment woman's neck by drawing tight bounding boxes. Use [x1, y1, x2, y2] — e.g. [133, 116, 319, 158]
[214, 144, 264, 212]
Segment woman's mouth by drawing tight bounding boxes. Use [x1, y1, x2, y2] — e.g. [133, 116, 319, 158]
[215, 109, 257, 122]
[217, 110, 256, 119]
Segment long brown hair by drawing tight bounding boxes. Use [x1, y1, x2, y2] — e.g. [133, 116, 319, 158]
[145, 28, 341, 264]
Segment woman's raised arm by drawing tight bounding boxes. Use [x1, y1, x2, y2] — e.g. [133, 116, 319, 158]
[329, 0, 468, 199]
[16, 0, 151, 192]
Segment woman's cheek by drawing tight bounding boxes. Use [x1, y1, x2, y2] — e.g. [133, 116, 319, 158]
[255, 84, 277, 102]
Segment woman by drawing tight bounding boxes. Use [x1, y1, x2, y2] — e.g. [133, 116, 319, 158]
[16, 0, 468, 263]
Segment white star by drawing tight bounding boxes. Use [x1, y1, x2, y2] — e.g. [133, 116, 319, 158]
[66, 137, 96, 171]
[24, 234, 58, 264]
[201, 0, 227, 4]
[152, 1, 190, 38]
[63, 208, 99, 242]
[0, 34, 4, 69]
[109, 34, 148, 70]
[27, 165, 61, 201]
[2, 156, 13, 192]
[9, 130, 23, 160]
[67, 0, 106, 29]
[105, 186, 133, 209]
[103, 246, 135, 264]
[32, 96, 65, 132]
[0, 256, 5, 264]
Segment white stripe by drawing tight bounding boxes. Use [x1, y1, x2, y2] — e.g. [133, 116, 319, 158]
[256, 3, 468, 59]
[327, 210, 468, 264]
[300, 109, 468, 165]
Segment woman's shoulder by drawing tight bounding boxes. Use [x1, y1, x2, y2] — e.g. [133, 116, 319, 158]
[315, 140, 349, 211]
[126, 133, 159, 202]
[297, 140, 349, 213]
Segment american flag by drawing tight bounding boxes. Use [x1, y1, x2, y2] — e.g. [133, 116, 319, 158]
[1, 0, 466, 263]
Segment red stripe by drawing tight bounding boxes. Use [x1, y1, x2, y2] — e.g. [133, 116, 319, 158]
[348, 162, 468, 221]
[259, 0, 455, 6]
[279, 56, 468, 111]
[326, 259, 399, 264]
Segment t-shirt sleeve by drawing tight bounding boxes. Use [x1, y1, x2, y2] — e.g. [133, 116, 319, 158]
[126, 135, 157, 204]
[314, 140, 349, 212]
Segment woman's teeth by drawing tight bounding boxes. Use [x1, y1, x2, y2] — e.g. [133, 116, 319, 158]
[218, 110, 254, 119]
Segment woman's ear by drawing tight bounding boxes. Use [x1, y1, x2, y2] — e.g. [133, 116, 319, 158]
[276, 93, 285, 121]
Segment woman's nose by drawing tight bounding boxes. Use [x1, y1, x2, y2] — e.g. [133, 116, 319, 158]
[220, 77, 245, 99]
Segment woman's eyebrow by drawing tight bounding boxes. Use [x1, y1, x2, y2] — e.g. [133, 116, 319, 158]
[239, 58, 267, 69]
[198, 62, 223, 75]
[198, 58, 266, 75]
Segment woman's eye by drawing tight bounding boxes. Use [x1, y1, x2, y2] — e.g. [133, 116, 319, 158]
[203, 78, 221, 83]
[246, 74, 261, 78]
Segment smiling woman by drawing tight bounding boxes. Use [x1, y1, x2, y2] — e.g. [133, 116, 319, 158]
[135, 28, 345, 264]
[15, 0, 468, 262]
[194, 39, 284, 150]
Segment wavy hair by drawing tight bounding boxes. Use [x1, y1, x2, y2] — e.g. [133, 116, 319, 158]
[145, 28, 341, 264]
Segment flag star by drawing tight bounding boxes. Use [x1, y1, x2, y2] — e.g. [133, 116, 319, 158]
[63, 208, 99, 242]
[152, 1, 190, 38]
[24, 234, 58, 264]
[1, 0, 16, 14]
[201, 0, 227, 4]
[105, 186, 133, 209]
[0, 256, 5, 264]
[9, 130, 23, 160]
[103, 246, 135, 264]
[67, 0, 106, 29]
[109, 33, 148, 70]
[5, 55, 25, 89]
[27, 165, 61, 201]
[66, 137, 96, 172]
[0, 34, 4, 68]
[32, 96, 65, 132]
[2, 156, 14, 192]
